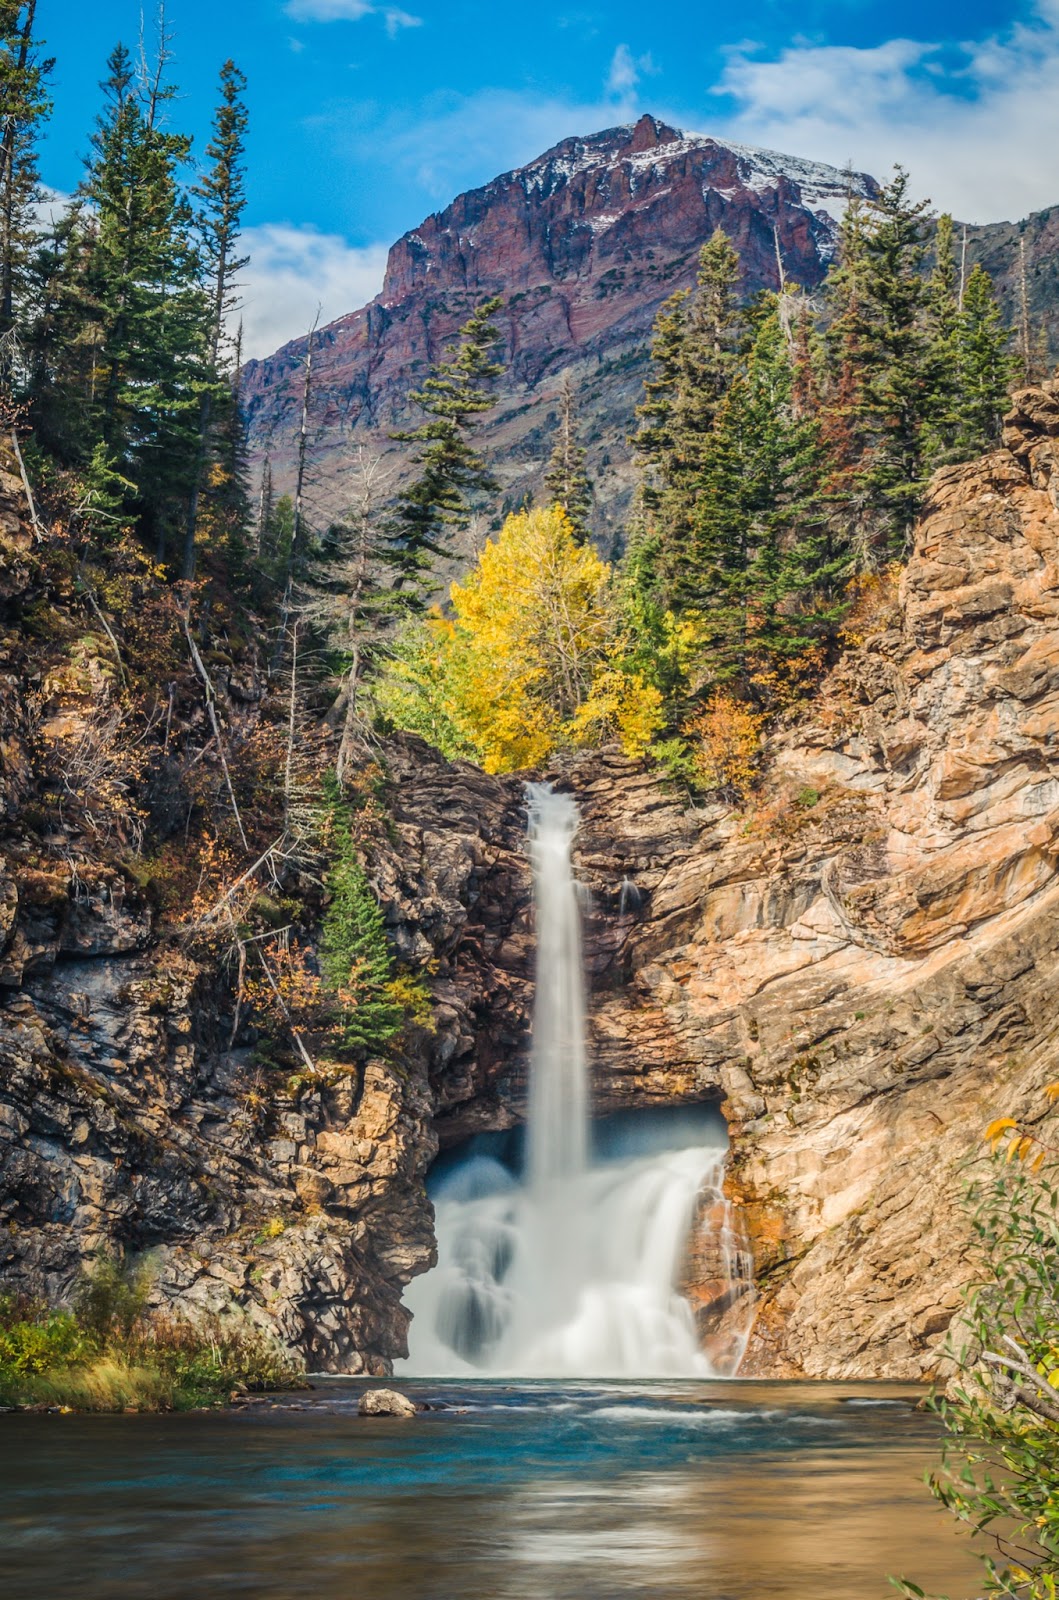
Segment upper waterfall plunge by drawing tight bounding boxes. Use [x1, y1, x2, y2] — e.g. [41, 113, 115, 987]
[398, 783, 753, 1378]
[526, 785, 588, 1191]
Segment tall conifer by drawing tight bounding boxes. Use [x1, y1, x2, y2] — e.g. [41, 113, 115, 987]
[386, 296, 504, 592]
[543, 373, 593, 538]
[181, 60, 249, 579]
[0, 0, 52, 381]
[84, 41, 208, 551]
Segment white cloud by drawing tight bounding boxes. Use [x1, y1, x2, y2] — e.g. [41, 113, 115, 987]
[283, 0, 421, 28]
[237, 224, 389, 358]
[384, 8, 422, 35]
[606, 43, 657, 100]
[607, 44, 640, 97]
[711, 2, 1059, 221]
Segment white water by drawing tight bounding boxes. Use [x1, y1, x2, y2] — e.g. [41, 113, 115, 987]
[399, 783, 752, 1379]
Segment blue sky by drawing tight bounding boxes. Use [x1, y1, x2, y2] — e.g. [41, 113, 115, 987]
[36, 0, 1059, 353]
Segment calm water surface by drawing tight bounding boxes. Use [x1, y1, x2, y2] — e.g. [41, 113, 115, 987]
[0, 1379, 981, 1600]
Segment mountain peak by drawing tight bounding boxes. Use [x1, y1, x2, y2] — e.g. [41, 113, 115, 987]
[244, 120, 877, 536]
[629, 113, 681, 152]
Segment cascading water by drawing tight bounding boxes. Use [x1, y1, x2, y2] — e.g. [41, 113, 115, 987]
[399, 783, 753, 1378]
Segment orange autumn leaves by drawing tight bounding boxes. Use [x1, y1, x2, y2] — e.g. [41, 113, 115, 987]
[985, 1083, 1059, 1170]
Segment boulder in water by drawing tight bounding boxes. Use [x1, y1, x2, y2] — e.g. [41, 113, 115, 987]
[358, 1388, 417, 1418]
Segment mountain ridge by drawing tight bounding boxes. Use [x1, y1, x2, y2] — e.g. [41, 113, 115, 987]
[242, 114, 1059, 551]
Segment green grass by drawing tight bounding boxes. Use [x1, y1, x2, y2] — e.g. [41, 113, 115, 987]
[0, 1261, 307, 1412]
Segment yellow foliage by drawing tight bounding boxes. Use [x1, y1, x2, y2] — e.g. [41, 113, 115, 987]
[985, 1117, 1019, 1146]
[380, 505, 663, 772]
[570, 667, 664, 759]
[984, 1096, 1058, 1166]
[841, 564, 903, 649]
[683, 693, 764, 798]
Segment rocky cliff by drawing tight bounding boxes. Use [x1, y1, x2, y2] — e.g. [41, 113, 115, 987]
[4, 383, 1059, 1379]
[381, 378, 1059, 1379]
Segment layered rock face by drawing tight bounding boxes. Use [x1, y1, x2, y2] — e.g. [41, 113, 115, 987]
[242, 117, 873, 550]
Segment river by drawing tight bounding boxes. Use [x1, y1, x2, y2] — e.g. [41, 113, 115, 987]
[1, 1378, 980, 1599]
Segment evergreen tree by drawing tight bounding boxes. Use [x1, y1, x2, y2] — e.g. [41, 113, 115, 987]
[634, 229, 743, 608]
[82, 41, 209, 553]
[682, 309, 837, 700]
[0, 0, 52, 379]
[22, 200, 102, 458]
[820, 186, 874, 552]
[950, 264, 1015, 457]
[633, 286, 688, 507]
[839, 169, 935, 558]
[921, 211, 961, 466]
[181, 60, 249, 579]
[386, 296, 504, 592]
[543, 373, 593, 537]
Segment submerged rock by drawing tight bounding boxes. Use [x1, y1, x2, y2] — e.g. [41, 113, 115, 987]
[358, 1388, 417, 1418]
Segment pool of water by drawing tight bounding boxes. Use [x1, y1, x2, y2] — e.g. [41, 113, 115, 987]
[0, 1379, 981, 1600]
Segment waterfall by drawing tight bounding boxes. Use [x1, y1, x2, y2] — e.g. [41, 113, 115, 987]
[525, 785, 588, 1190]
[398, 783, 753, 1379]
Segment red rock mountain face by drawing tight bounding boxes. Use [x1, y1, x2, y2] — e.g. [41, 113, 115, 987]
[242, 115, 875, 550]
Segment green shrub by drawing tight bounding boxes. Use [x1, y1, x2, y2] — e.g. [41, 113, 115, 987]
[0, 1301, 91, 1377]
[0, 1258, 305, 1412]
[896, 1113, 1059, 1599]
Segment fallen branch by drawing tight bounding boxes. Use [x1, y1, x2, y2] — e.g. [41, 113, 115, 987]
[9, 428, 44, 542]
[82, 583, 128, 687]
[982, 1337, 1059, 1424]
[181, 611, 249, 852]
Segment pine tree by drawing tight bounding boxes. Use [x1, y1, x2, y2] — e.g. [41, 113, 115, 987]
[846, 168, 934, 557]
[83, 40, 209, 553]
[0, 0, 52, 383]
[950, 264, 1015, 457]
[22, 200, 102, 459]
[681, 310, 838, 702]
[665, 229, 742, 531]
[921, 212, 961, 466]
[543, 373, 592, 537]
[386, 295, 504, 592]
[820, 186, 873, 547]
[633, 229, 743, 608]
[181, 60, 249, 580]
[633, 287, 688, 507]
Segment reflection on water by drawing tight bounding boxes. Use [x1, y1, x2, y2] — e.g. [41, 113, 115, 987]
[0, 1381, 980, 1600]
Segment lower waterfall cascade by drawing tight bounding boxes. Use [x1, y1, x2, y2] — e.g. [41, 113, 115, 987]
[399, 783, 753, 1378]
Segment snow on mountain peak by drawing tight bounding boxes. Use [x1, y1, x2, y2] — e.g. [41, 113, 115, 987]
[515, 118, 872, 226]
